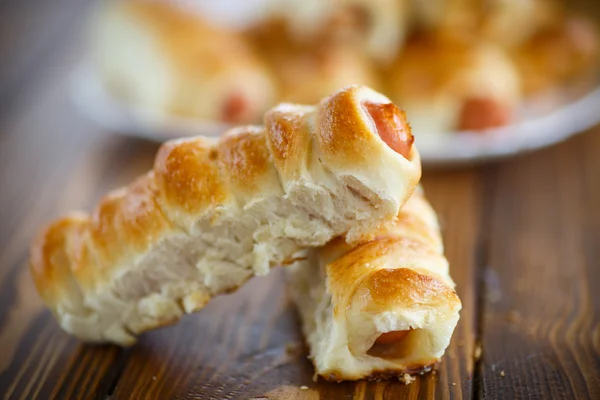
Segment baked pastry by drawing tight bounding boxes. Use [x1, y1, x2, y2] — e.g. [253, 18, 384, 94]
[267, 0, 409, 64]
[479, 0, 563, 48]
[247, 18, 380, 105]
[276, 46, 380, 105]
[387, 35, 521, 133]
[90, 0, 276, 123]
[511, 16, 599, 94]
[30, 86, 421, 345]
[288, 188, 461, 381]
[411, 0, 562, 48]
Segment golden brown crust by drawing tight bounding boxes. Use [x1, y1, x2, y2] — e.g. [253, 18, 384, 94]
[317, 87, 377, 166]
[325, 192, 457, 309]
[77, 174, 172, 289]
[30, 214, 88, 306]
[355, 268, 458, 314]
[264, 106, 312, 182]
[116, 174, 172, 253]
[30, 85, 421, 344]
[317, 86, 420, 181]
[327, 236, 440, 317]
[154, 138, 228, 215]
[290, 190, 460, 381]
[218, 127, 271, 194]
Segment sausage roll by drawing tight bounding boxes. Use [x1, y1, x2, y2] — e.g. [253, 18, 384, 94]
[246, 18, 380, 106]
[276, 46, 379, 105]
[30, 86, 421, 345]
[267, 0, 409, 64]
[387, 35, 521, 133]
[288, 188, 461, 381]
[90, 0, 276, 124]
[511, 16, 599, 94]
[411, 0, 562, 48]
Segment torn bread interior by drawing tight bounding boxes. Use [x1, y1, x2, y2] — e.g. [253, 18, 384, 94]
[288, 188, 461, 381]
[30, 85, 421, 345]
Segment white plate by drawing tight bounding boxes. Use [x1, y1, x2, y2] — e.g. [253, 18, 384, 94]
[69, 62, 600, 166]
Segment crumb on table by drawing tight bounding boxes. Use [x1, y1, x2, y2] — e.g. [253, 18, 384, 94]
[400, 373, 416, 385]
[474, 343, 482, 360]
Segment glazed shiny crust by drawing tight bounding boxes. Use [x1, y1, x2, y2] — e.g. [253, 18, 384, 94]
[288, 188, 461, 381]
[30, 85, 421, 345]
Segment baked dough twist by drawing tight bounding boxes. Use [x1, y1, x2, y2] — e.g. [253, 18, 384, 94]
[90, 0, 276, 123]
[288, 188, 460, 381]
[388, 35, 521, 133]
[272, 0, 409, 64]
[30, 86, 421, 345]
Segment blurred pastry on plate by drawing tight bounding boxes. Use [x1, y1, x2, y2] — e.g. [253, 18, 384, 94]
[411, 0, 563, 48]
[90, 0, 276, 124]
[511, 16, 599, 94]
[289, 188, 461, 381]
[31, 85, 421, 345]
[479, 0, 564, 48]
[387, 34, 521, 133]
[274, 46, 380, 105]
[247, 18, 381, 105]
[266, 0, 409, 65]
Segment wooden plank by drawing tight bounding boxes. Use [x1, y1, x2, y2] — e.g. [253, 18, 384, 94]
[0, 0, 95, 113]
[0, 0, 597, 398]
[424, 169, 486, 400]
[107, 170, 483, 399]
[0, 133, 157, 399]
[0, 16, 159, 396]
[477, 130, 600, 399]
[0, 12, 483, 393]
[0, 129, 155, 399]
[0, 132, 157, 399]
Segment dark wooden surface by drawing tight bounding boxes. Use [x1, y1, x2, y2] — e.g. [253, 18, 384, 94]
[1, 2, 599, 399]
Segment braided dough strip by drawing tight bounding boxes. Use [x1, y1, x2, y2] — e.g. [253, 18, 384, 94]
[288, 188, 461, 381]
[30, 86, 420, 345]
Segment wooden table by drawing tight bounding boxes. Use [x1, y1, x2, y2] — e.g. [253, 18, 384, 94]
[1, 2, 600, 399]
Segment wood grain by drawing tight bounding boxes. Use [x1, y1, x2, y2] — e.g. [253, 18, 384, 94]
[100, 170, 482, 400]
[0, 36, 484, 396]
[1, 1, 600, 398]
[477, 133, 600, 399]
[0, 96, 157, 398]
[424, 169, 485, 400]
[0, 12, 159, 396]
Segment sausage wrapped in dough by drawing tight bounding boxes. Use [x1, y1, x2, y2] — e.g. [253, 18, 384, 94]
[272, 0, 409, 64]
[288, 188, 461, 381]
[30, 86, 421, 345]
[90, 0, 276, 123]
[387, 35, 521, 133]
